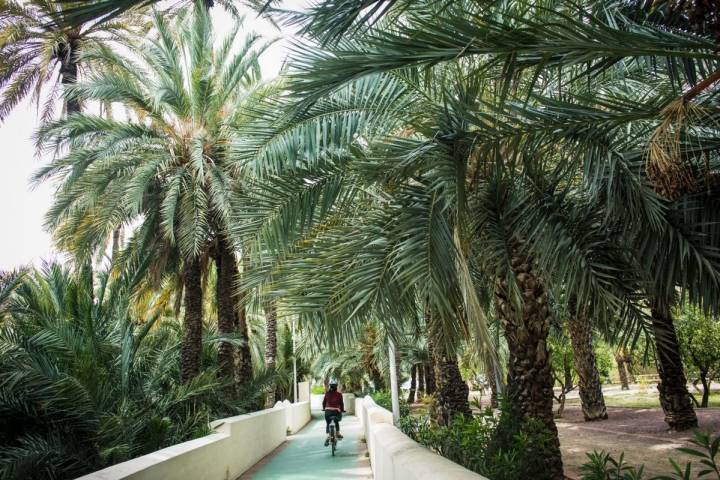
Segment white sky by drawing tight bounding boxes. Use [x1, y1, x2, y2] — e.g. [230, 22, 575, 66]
[0, 3, 303, 270]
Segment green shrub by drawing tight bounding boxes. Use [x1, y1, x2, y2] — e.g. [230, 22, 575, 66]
[370, 390, 410, 417]
[579, 430, 720, 480]
[399, 405, 558, 480]
[400, 411, 496, 473]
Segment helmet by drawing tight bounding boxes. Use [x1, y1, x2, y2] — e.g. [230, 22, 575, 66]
[329, 379, 338, 386]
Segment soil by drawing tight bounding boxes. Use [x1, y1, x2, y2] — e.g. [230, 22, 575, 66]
[557, 406, 720, 478]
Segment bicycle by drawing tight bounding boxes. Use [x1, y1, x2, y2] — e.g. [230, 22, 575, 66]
[324, 410, 342, 456]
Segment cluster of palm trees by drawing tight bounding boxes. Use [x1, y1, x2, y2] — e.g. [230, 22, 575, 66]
[2, 1, 720, 479]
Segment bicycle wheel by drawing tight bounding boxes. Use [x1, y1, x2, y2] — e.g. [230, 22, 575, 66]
[330, 425, 336, 456]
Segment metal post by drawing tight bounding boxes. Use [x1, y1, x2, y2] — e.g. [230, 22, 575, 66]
[388, 340, 400, 424]
[292, 317, 298, 403]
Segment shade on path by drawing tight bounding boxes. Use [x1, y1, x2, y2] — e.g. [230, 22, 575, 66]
[239, 412, 372, 480]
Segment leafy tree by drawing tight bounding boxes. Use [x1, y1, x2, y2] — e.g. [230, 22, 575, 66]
[34, 4, 271, 384]
[676, 304, 720, 408]
[0, 0, 131, 119]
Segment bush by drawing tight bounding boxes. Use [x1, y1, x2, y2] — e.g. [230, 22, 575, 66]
[579, 430, 720, 480]
[370, 390, 410, 417]
[0, 265, 265, 479]
[400, 411, 496, 473]
[399, 405, 558, 480]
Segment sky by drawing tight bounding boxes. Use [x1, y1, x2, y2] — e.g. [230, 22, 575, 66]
[0, 3, 302, 271]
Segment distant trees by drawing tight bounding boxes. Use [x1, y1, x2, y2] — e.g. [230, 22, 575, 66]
[676, 305, 720, 408]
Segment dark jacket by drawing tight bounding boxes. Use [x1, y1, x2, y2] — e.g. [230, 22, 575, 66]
[322, 390, 344, 411]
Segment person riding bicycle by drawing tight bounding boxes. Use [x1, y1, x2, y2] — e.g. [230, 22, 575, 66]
[322, 381, 345, 446]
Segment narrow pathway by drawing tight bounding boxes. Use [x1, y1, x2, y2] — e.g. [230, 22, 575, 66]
[239, 412, 372, 479]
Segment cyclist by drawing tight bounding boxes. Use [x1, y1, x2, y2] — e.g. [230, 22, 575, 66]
[322, 381, 345, 446]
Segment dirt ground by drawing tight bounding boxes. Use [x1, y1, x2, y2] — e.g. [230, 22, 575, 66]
[557, 406, 720, 478]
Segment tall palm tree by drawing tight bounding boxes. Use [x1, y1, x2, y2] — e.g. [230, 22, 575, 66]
[263, 298, 278, 406]
[34, 4, 272, 384]
[0, 0, 131, 120]
[566, 295, 608, 421]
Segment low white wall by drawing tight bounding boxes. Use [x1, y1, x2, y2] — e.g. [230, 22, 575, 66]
[360, 397, 488, 480]
[79, 401, 311, 480]
[342, 393, 356, 415]
[298, 381, 310, 402]
[276, 400, 311, 434]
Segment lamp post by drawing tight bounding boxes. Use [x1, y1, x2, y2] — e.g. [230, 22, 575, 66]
[292, 317, 298, 403]
[388, 340, 400, 424]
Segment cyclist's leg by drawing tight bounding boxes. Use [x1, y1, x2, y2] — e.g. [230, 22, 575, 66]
[324, 411, 332, 434]
[335, 412, 343, 438]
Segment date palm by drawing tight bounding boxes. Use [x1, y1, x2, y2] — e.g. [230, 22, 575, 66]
[34, 4, 272, 384]
[0, 262, 256, 479]
[0, 0, 131, 120]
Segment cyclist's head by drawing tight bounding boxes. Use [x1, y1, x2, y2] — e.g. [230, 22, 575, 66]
[329, 381, 338, 392]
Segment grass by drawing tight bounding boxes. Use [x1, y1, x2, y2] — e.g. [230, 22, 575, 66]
[565, 390, 720, 409]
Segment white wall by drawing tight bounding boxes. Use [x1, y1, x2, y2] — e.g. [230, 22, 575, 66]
[276, 400, 311, 434]
[342, 393, 356, 415]
[359, 397, 489, 480]
[79, 402, 311, 480]
[298, 381, 310, 402]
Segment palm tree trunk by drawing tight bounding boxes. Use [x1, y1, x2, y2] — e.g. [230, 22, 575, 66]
[215, 237, 237, 385]
[625, 352, 637, 384]
[426, 307, 471, 425]
[407, 364, 417, 403]
[180, 257, 203, 383]
[424, 361, 436, 395]
[494, 254, 563, 479]
[59, 39, 81, 115]
[111, 229, 121, 260]
[650, 303, 698, 430]
[264, 299, 278, 408]
[417, 363, 425, 398]
[616, 352, 630, 390]
[235, 289, 253, 389]
[567, 296, 608, 421]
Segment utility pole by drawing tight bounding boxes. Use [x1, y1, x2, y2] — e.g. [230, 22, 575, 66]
[388, 340, 400, 424]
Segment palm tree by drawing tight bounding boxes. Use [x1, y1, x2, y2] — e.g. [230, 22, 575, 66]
[34, 4, 272, 384]
[0, 0, 132, 120]
[263, 299, 278, 406]
[0, 263, 256, 479]
[566, 296, 608, 421]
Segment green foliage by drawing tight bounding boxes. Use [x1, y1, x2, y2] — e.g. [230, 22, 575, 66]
[580, 451, 646, 480]
[370, 390, 410, 418]
[676, 303, 720, 406]
[595, 342, 615, 384]
[400, 412, 496, 473]
[0, 264, 261, 479]
[486, 408, 560, 480]
[579, 431, 720, 480]
[399, 406, 558, 480]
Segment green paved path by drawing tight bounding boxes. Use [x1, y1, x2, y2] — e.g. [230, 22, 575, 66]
[239, 412, 373, 480]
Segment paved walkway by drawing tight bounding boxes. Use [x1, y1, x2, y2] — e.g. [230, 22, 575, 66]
[239, 412, 372, 480]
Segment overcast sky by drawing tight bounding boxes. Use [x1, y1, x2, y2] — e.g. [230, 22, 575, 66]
[0, 4, 302, 270]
